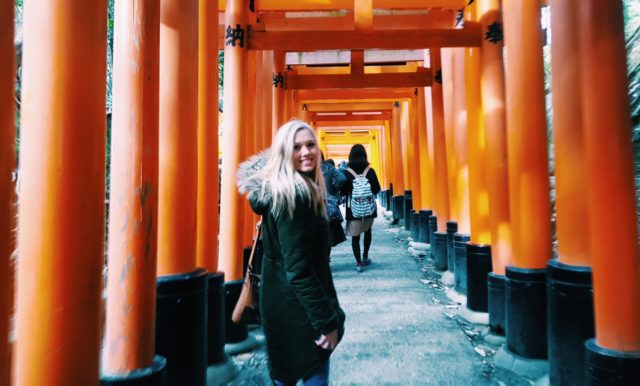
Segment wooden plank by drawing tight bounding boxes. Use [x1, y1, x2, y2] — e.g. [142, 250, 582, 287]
[297, 88, 415, 101]
[248, 24, 482, 50]
[306, 101, 395, 112]
[219, 0, 466, 11]
[258, 10, 456, 31]
[286, 69, 432, 89]
[309, 111, 392, 121]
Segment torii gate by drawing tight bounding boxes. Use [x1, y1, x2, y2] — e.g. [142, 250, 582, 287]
[1, 0, 639, 386]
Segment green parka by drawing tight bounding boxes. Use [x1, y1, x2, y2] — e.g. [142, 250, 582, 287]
[237, 153, 346, 383]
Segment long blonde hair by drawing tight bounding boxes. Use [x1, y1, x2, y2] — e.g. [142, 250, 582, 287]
[261, 120, 327, 218]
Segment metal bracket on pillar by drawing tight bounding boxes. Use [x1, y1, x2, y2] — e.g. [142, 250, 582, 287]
[434, 69, 442, 84]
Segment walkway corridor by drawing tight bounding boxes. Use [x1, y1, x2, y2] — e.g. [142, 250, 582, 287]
[226, 210, 512, 385]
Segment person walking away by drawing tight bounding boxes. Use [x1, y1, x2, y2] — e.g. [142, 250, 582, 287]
[237, 120, 346, 386]
[321, 152, 347, 251]
[341, 144, 381, 272]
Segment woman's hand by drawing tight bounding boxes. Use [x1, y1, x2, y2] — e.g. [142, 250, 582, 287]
[315, 329, 339, 351]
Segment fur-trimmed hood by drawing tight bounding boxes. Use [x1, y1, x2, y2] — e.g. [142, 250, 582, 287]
[236, 150, 272, 215]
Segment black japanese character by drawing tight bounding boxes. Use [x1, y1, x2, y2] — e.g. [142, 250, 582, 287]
[434, 69, 442, 85]
[485, 21, 503, 44]
[272, 72, 284, 88]
[225, 24, 245, 48]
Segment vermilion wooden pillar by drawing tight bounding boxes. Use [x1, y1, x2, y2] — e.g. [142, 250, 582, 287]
[156, 0, 207, 384]
[417, 87, 434, 211]
[430, 49, 451, 231]
[400, 101, 411, 192]
[0, 3, 15, 385]
[408, 96, 423, 209]
[272, 51, 286, 135]
[547, 3, 595, 383]
[579, 1, 640, 375]
[451, 48, 470, 234]
[157, 0, 199, 276]
[14, 1, 107, 384]
[503, 0, 551, 360]
[219, 0, 249, 282]
[390, 102, 405, 194]
[551, 2, 590, 268]
[102, 0, 164, 381]
[441, 48, 458, 227]
[465, 4, 490, 245]
[479, 0, 511, 276]
[242, 49, 257, 247]
[261, 51, 274, 147]
[478, 0, 511, 335]
[197, 0, 220, 273]
[382, 119, 393, 189]
[503, 1, 551, 271]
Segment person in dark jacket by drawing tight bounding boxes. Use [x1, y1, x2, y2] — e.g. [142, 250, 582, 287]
[237, 120, 346, 385]
[341, 144, 381, 272]
[321, 152, 347, 249]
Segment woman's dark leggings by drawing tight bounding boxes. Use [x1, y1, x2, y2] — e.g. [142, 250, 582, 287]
[351, 229, 372, 264]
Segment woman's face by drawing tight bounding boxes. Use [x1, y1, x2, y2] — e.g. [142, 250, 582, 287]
[292, 129, 318, 174]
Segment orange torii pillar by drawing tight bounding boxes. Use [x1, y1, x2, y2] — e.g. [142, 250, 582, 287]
[417, 87, 435, 212]
[547, 1, 595, 384]
[503, 0, 551, 360]
[416, 86, 437, 246]
[390, 102, 406, 223]
[101, 0, 166, 385]
[272, 51, 286, 135]
[440, 47, 464, 275]
[198, 0, 226, 367]
[0, 3, 15, 385]
[429, 49, 452, 262]
[463, 2, 492, 315]
[380, 118, 394, 209]
[449, 47, 472, 295]
[478, 0, 512, 336]
[13, 1, 107, 384]
[579, 1, 640, 381]
[259, 51, 274, 148]
[400, 100, 415, 230]
[242, 48, 257, 249]
[156, 0, 208, 384]
[220, 0, 251, 345]
[408, 95, 423, 211]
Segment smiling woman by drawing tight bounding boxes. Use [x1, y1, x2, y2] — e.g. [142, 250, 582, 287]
[237, 120, 346, 385]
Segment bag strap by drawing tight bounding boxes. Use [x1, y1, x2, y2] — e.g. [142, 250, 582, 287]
[347, 166, 370, 178]
[246, 218, 263, 271]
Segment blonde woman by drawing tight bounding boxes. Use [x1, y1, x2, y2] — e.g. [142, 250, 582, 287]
[237, 120, 346, 386]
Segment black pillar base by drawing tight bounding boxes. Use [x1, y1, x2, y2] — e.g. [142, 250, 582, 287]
[224, 279, 249, 343]
[446, 221, 458, 273]
[207, 272, 226, 365]
[410, 211, 420, 240]
[404, 196, 413, 231]
[428, 215, 438, 245]
[433, 231, 448, 271]
[453, 233, 470, 294]
[547, 259, 594, 386]
[101, 355, 167, 386]
[392, 195, 404, 220]
[418, 210, 433, 243]
[156, 268, 208, 386]
[466, 243, 492, 312]
[585, 339, 640, 385]
[487, 273, 505, 334]
[505, 266, 547, 359]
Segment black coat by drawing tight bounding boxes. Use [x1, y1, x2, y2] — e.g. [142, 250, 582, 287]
[238, 154, 346, 382]
[340, 165, 381, 221]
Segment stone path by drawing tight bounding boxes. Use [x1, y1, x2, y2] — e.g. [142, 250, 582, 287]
[224, 210, 509, 385]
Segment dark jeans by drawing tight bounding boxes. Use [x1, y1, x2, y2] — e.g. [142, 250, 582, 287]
[273, 358, 330, 386]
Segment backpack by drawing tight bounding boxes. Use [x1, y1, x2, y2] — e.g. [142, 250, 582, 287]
[346, 166, 375, 218]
